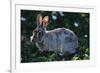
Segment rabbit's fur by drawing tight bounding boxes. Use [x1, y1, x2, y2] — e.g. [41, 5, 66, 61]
[30, 14, 78, 55]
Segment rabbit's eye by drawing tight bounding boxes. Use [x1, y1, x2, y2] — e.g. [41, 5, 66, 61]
[38, 31, 43, 37]
[38, 32, 41, 36]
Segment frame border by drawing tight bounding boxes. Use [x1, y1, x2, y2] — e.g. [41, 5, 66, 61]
[11, 3, 96, 73]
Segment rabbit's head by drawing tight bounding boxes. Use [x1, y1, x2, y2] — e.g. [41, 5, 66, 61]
[30, 14, 49, 43]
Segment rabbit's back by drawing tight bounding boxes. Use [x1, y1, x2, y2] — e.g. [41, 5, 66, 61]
[40, 28, 78, 54]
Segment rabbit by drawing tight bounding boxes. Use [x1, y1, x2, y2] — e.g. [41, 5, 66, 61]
[30, 14, 78, 56]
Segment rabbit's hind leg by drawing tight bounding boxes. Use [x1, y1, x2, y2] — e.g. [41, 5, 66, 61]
[53, 51, 62, 61]
[59, 48, 64, 56]
[53, 48, 65, 61]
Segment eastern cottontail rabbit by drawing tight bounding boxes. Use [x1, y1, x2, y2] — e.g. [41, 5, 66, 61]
[30, 14, 78, 55]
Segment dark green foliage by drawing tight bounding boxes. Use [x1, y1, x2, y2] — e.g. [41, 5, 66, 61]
[21, 10, 90, 63]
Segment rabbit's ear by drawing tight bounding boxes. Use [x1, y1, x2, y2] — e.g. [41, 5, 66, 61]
[37, 14, 42, 25]
[43, 16, 49, 27]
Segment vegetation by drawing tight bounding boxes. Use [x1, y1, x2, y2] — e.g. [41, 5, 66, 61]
[21, 10, 90, 63]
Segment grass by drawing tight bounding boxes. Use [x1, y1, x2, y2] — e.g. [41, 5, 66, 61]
[21, 46, 89, 63]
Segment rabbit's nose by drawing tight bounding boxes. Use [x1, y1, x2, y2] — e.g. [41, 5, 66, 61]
[30, 36, 33, 42]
